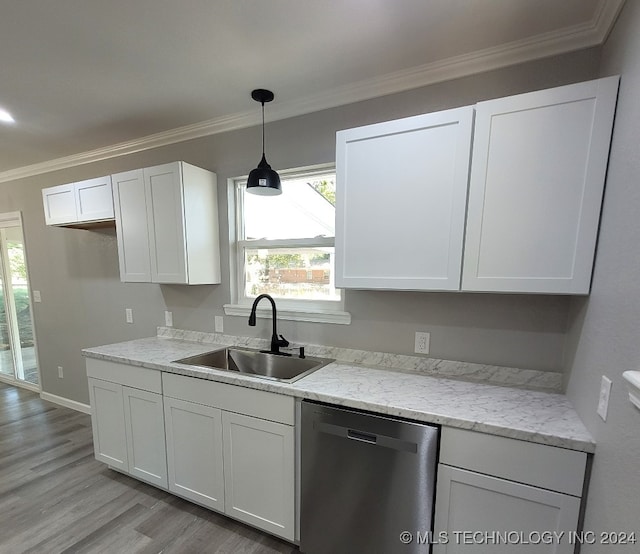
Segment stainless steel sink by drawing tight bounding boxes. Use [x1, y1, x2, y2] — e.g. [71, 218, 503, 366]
[173, 347, 333, 383]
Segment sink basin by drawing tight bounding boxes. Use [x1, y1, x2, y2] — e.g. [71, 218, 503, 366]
[173, 347, 333, 383]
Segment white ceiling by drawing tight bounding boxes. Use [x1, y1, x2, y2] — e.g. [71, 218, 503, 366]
[0, 0, 624, 182]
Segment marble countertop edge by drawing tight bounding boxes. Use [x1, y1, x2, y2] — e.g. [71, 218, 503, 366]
[82, 336, 594, 453]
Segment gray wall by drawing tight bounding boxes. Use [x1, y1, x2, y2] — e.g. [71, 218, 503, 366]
[0, 48, 601, 405]
[565, 0, 640, 550]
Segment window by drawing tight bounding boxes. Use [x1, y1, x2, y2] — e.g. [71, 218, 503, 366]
[225, 165, 350, 324]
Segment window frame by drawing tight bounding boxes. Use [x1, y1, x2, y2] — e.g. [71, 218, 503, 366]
[224, 163, 350, 325]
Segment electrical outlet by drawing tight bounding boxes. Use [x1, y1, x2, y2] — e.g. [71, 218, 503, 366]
[215, 316, 224, 333]
[33, 290, 42, 303]
[597, 375, 612, 421]
[414, 332, 430, 354]
[165, 311, 173, 327]
[125, 308, 133, 324]
[57, 366, 63, 378]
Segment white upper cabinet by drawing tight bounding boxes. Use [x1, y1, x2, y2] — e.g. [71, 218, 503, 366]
[42, 175, 114, 226]
[111, 169, 151, 282]
[335, 106, 474, 291]
[112, 161, 221, 285]
[75, 177, 116, 222]
[43, 183, 76, 225]
[462, 76, 619, 294]
[335, 76, 619, 294]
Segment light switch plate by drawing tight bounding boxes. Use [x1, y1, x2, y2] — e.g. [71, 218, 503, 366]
[597, 375, 612, 421]
[33, 290, 42, 303]
[125, 308, 133, 324]
[165, 311, 173, 327]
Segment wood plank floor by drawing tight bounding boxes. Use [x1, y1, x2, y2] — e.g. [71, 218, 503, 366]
[0, 382, 300, 554]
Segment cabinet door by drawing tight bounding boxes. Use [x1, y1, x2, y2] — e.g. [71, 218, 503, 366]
[144, 162, 188, 284]
[335, 106, 473, 291]
[122, 386, 167, 488]
[112, 169, 152, 282]
[164, 397, 225, 511]
[42, 183, 77, 225]
[463, 76, 619, 294]
[433, 465, 581, 554]
[88, 378, 127, 471]
[222, 411, 295, 541]
[75, 176, 114, 222]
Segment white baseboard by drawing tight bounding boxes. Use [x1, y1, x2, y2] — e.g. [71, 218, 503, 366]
[40, 391, 91, 414]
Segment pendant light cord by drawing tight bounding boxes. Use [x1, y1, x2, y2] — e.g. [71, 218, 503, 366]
[261, 102, 266, 156]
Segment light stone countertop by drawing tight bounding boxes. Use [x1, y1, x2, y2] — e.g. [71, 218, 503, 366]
[82, 334, 595, 453]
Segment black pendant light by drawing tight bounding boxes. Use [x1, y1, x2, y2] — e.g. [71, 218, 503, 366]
[246, 88, 281, 195]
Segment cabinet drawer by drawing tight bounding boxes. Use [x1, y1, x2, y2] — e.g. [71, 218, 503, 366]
[86, 358, 161, 393]
[162, 373, 295, 425]
[440, 427, 587, 497]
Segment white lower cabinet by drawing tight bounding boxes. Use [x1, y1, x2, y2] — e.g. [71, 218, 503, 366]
[222, 411, 295, 539]
[88, 359, 296, 541]
[434, 428, 586, 554]
[87, 359, 167, 488]
[434, 466, 580, 554]
[122, 386, 167, 488]
[161, 372, 296, 541]
[88, 359, 588, 548]
[163, 396, 225, 511]
[88, 377, 128, 471]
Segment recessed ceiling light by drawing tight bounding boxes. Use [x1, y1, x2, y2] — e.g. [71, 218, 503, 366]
[0, 109, 15, 123]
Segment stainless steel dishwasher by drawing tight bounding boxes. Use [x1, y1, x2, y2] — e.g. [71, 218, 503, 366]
[300, 400, 439, 554]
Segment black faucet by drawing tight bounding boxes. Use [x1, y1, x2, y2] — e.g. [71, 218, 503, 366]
[248, 294, 291, 356]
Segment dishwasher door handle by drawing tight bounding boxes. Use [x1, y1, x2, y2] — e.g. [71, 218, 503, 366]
[315, 421, 418, 453]
[347, 429, 377, 444]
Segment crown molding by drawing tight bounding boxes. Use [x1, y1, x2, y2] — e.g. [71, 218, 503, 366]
[0, 0, 624, 185]
[594, 0, 627, 43]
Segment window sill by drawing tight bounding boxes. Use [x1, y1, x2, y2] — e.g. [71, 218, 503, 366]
[223, 304, 351, 325]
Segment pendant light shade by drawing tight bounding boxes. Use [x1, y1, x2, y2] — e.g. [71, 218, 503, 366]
[246, 89, 281, 195]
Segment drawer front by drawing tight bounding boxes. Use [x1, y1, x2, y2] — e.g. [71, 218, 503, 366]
[440, 427, 587, 497]
[162, 373, 295, 425]
[86, 358, 162, 393]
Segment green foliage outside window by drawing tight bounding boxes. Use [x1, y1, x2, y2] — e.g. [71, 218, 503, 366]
[7, 242, 27, 280]
[247, 253, 304, 268]
[309, 179, 335, 205]
[0, 287, 33, 348]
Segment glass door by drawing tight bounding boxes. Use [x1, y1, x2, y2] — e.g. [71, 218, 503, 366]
[0, 213, 39, 389]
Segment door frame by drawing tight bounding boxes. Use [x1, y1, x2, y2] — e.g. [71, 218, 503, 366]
[0, 211, 41, 392]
